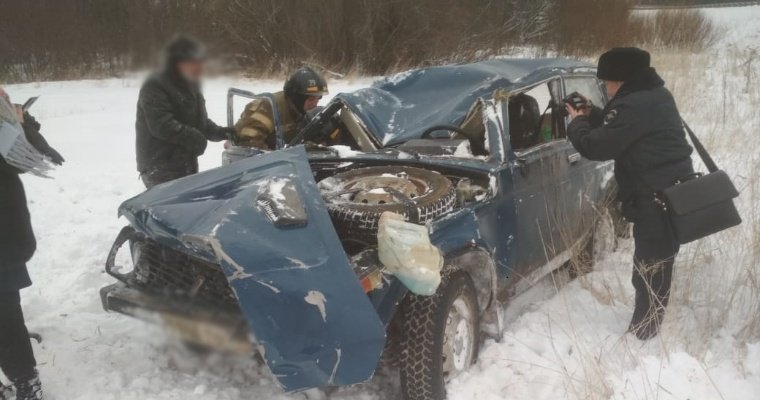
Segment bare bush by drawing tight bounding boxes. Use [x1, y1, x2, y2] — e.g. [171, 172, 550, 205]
[555, 0, 636, 56]
[0, 0, 720, 83]
[631, 9, 719, 50]
[215, 0, 557, 75]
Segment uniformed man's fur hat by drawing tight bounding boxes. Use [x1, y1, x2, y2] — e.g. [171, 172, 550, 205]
[596, 47, 650, 82]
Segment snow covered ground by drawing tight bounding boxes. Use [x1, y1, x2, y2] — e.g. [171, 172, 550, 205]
[3, 5, 760, 400]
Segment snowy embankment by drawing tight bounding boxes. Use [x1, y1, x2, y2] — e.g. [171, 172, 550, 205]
[449, 6, 760, 400]
[4, 5, 760, 400]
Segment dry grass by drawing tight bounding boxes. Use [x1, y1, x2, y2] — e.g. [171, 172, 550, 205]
[659, 47, 760, 348]
[544, 48, 760, 399]
[631, 9, 720, 51]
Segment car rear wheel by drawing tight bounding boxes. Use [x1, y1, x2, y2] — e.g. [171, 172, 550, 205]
[399, 270, 480, 400]
[571, 208, 617, 277]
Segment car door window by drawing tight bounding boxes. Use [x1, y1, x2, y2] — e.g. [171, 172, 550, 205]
[563, 77, 607, 110]
[508, 80, 563, 153]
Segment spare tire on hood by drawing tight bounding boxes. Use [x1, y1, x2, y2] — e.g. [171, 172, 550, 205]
[319, 166, 456, 246]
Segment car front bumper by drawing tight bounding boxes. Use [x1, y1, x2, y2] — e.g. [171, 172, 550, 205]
[100, 283, 254, 354]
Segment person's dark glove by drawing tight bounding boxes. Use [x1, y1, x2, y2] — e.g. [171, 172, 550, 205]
[186, 132, 208, 156]
[22, 112, 47, 149]
[45, 146, 65, 165]
[315, 114, 342, 144]
[562, 92, 591, 115]
[223, 127, 237, 141]
[22, 111, 41, 131]
[22, 111, 65, 165]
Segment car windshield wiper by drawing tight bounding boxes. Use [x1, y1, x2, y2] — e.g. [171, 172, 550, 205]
[304, 143, 341, 156]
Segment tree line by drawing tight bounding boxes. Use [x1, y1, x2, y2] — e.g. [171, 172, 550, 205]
[0, 0, 715, 83]
[638, 0, 753, 5]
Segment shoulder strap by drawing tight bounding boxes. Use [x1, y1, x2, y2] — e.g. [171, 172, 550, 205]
[682, 120, 719, 173]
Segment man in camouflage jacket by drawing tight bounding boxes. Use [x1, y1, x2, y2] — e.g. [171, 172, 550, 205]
[235, 67, 328, 149]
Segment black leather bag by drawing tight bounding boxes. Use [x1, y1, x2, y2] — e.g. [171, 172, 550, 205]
[659, 122, 741, 244]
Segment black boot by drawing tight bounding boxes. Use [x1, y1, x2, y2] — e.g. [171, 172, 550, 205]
[629, 238, 676, 341]
[12, 370, 43, 400]
[0, 383, 14, 400]
[627, 279, 664, 340]
[628, 306, 664, 340]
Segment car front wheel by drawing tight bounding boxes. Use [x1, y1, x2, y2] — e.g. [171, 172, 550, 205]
[399, 270, 480, 400]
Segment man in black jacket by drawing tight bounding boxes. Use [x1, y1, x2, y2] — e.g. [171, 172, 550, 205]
[136, 36, 234, 188]
[1, 88, 63, 400]
[566, 48, 694, 340]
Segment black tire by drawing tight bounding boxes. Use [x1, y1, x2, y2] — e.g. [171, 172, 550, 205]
[323, 166, 456, 244]
[602, 181, 631, 239]
[609, 201, 632, 239]
[399, 270, 480, 400]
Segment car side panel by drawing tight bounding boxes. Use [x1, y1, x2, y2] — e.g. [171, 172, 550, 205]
[428, 181, 518, 293]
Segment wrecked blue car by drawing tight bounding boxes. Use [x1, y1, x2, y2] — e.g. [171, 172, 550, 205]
[101, 59, 619, 400]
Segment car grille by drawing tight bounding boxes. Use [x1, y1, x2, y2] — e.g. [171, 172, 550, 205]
[131, 241, 238, 308]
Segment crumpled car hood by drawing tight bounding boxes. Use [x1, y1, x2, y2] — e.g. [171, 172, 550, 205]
[119, 146, 386, 391]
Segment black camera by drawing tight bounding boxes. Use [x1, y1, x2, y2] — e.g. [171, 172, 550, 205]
[560, 91, 590, 116]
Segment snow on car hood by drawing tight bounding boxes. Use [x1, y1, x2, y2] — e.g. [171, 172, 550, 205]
[336, 58, 592, 146]
[118, 146, 386, 392]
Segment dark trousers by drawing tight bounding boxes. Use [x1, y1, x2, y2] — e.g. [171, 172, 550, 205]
[0, 291, 36, 382]
[141, 173, 167, 189]
[630, 206, 679, 333]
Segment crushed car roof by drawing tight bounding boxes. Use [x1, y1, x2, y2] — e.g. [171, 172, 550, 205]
[335, 58, 593, 146]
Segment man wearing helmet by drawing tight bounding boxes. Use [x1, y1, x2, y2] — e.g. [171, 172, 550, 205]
[234, 67, 328, 149]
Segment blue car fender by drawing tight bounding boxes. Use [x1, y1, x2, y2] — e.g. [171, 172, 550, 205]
[119, 147, 386, 392]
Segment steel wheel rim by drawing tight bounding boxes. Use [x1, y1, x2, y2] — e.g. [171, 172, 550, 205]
[442, 296, 475, 381]
[343, 174, 430, 205]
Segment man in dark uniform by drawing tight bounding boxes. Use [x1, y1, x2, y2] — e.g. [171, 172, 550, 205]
[1, 88, 64, 400]
[234, 67, 328, 149]
[565, 48, 694, 340]
[135, 35, 235, 188]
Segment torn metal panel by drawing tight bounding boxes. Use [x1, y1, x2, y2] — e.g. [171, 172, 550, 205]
[118, 146, 386, 392]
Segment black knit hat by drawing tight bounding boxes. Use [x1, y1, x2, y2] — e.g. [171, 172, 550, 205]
[596, 47, 651, 81]
[165, 35, 207, 65]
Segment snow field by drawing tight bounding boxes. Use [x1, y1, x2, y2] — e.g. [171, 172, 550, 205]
[3, 5, 759, 400]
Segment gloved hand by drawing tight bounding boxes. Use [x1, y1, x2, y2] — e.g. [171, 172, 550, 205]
[562, 92, 591, 113]
[21, 112, 65, 165]
[186, 131, 208, 156]
[563, 92, 592, 120]
[45, 146, 65, 165]
[223, 127, 237, 141]
[314, 114, 342, 144]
